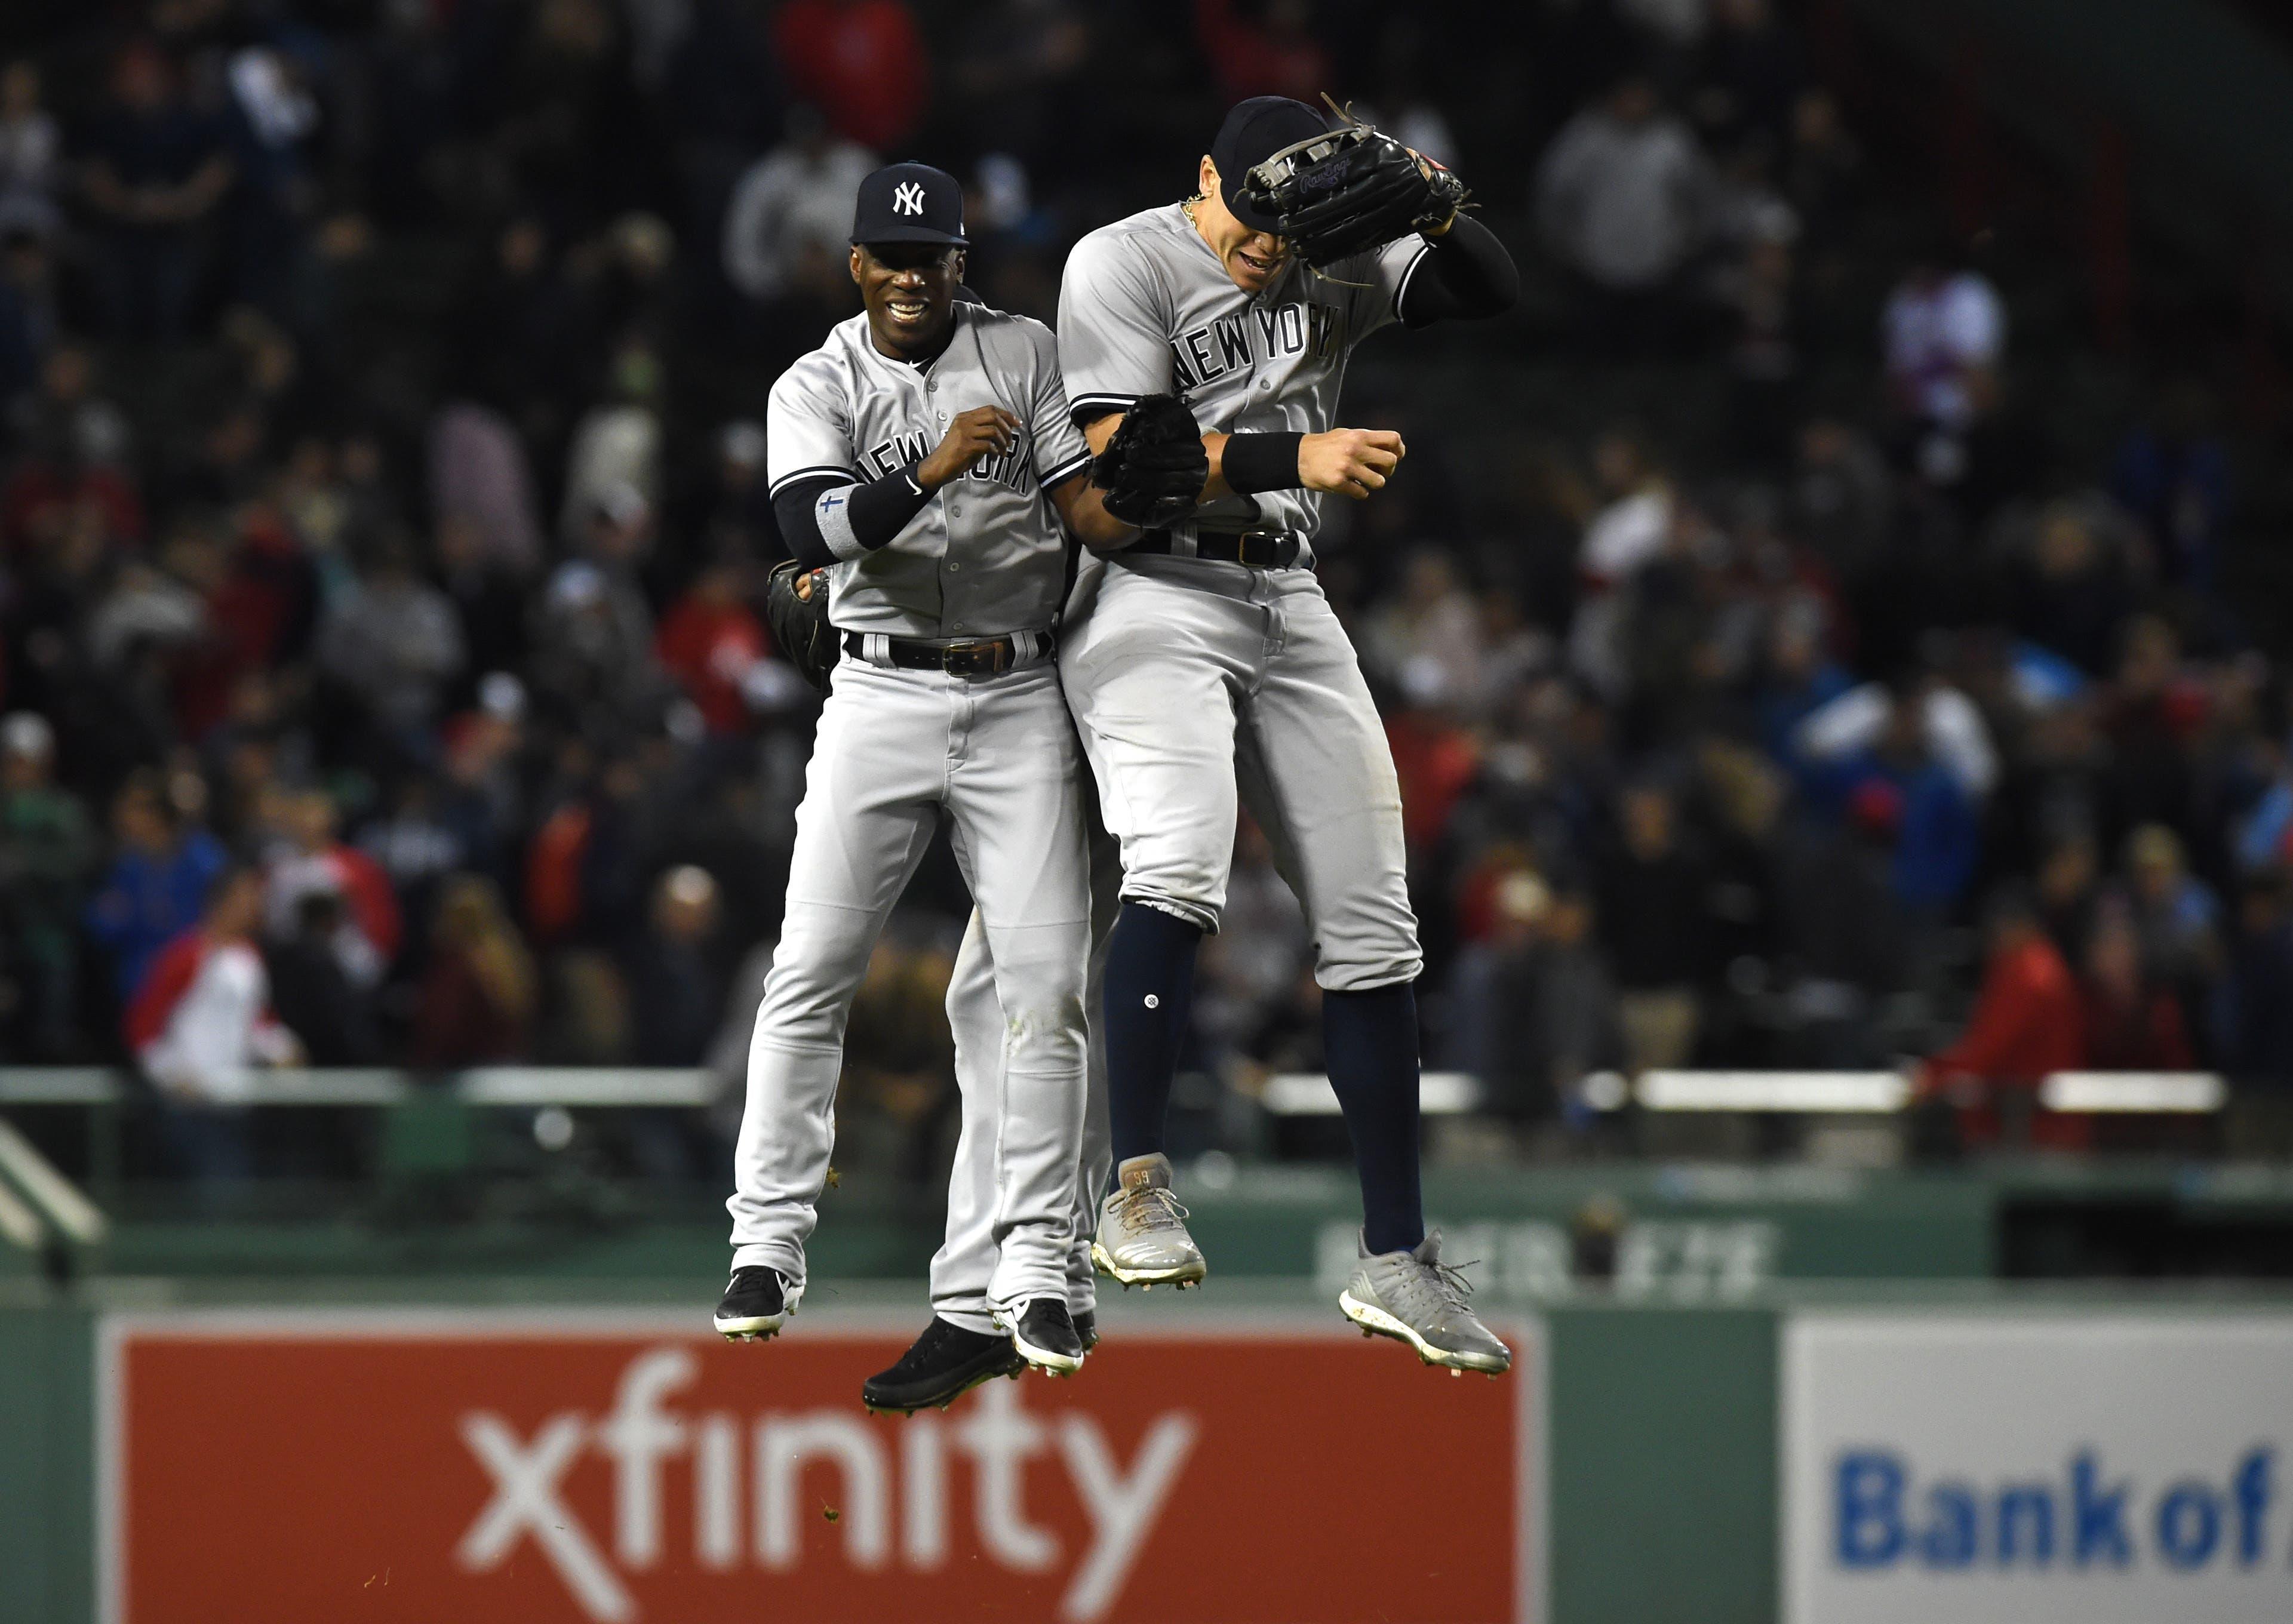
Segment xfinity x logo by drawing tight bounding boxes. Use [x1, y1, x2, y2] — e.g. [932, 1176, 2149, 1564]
[456, 1346, 1196, 1623]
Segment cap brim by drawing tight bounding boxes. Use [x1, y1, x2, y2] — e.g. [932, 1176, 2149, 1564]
[852, 227, 969, 247]
[1221, 181, 1283, 235]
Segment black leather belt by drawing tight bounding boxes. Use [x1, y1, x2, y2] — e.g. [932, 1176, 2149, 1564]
[841, 628, 1050, 676]
[1133, 527, 1302, 569]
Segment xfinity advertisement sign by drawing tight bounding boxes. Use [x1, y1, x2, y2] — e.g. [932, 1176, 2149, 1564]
[1783, 1314, 2293, 1623]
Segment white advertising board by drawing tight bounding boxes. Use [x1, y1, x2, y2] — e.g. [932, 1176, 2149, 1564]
[1784, 1312, 2293, 1624]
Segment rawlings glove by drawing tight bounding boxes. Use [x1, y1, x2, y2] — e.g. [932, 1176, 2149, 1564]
[1239, 103, 1468, 272]
[1090, 393, 1207, 528]
[765, 559, 839, 691]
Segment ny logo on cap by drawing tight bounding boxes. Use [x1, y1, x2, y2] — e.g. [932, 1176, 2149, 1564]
[893, 182, 926, 217]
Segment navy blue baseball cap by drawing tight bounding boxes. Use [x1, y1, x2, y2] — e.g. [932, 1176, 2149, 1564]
[850, 161, 967, 248]
[1210, 96, 1331, 232]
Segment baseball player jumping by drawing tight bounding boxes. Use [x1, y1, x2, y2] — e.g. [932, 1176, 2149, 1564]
[951, 97, 1522, 1374]
[715, 162, 1132, 1396]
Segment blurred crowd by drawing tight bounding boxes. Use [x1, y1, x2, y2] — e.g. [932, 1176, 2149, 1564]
[0, 0, 2288, 1182]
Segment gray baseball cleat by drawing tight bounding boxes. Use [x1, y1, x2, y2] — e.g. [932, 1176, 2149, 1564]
[1090, 1153, 1207, 1288]
[1339, 1230, 1513, 1375]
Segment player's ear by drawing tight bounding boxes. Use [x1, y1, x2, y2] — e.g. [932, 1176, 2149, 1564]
[1199, 155, 1219, 198]
[951, 248, 967, 282]
[849, 245, 865, 287]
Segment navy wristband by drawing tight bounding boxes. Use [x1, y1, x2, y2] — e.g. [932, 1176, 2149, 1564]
[1221, 432, 1304, 495]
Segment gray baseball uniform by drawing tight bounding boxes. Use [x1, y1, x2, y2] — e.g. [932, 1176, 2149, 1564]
[728, 300, 1098, 1318]
[927, 208, 1430, 1316]
[1059, 204, 1426, 985]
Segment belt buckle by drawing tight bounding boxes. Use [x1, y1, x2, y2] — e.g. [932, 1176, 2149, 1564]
[942, 638, 1009, 678]
[1236, 528, 1286, 568]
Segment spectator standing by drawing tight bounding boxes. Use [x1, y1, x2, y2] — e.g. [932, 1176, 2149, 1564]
[1447, 871, 1623, 1127]
[76, 41, 235, 343]
[1881, 243, 2005, 486]
[0, 61, 61, 239]
[1569, 429, 1677, 697]
[85, 770, 228, 1006]
[0, 712, 95, 1057]
[316, 532, 468, 754]
[264, 890, 383, 1065]
[125, 866, 301, 1182]
[720, 106, 874, 305]
[1535, 74, 1707, 353]
[629, 865, 728, 1066]
[656, 550, 770, 737]
[2109, 382, 2230, 592]
[263, 789, 403, 990]
[412, 875, 536, 1065]
[221, 43, 321, 318]
[2079, 909, 2191, 1073]
[0, 225, 56, 407]
[1596, 782, 1714, 1074]
[1922, 889, 2086, 1149]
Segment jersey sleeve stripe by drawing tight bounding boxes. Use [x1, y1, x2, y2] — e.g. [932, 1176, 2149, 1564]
[1393, 240, 1437, 319]
[768, 464, 859, 499]
[1040, 451, 1095, 490]
[1069, 392, 1141, 417]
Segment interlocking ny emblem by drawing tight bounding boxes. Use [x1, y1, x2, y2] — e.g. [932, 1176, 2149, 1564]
[893, 182, 925, 217]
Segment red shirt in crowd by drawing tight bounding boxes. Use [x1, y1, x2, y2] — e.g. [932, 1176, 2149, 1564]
[1927, 930, 2088, 1149]
[656, 592, 769, 735]
[1194, 0, 1333, 106]
[773, 0, 929, 152]
[1930, 932, 2083, 1082]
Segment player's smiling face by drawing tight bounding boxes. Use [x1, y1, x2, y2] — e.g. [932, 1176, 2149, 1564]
[852, 242, 964, 359]
[1194, 157, 1290, 294]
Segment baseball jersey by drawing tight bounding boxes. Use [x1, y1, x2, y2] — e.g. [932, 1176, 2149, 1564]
[1057, 204, 1430, 550]
[767, 302, 1095, 638]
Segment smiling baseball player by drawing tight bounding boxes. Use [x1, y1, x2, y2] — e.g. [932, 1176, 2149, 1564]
[944, 97, 1522, 1376]
[715, 162, 1131, 1392]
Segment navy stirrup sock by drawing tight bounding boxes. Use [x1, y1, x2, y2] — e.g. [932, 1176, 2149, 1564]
[1322, 981, 1427, 1256]
[1103, 902, 1203, 1164]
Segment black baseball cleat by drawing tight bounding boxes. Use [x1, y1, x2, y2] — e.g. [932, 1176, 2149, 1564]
[1075, 1308, 1098, 1352]
[714, 1266, 794, 1340]
[997, 1297, 1087, 1376]
[862, 1317, 1025, 1413]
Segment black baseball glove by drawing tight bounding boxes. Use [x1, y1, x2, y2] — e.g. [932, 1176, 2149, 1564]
[1090, 393, 1207, 528]
[1239, 109, 1468, 272]
[765, 559, 839, 690]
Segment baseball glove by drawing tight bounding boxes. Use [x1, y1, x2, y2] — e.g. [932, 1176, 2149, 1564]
[766, 559, 839, 690]
[1090, 393, 1207, 528]
[1238, 103, 1468, 272]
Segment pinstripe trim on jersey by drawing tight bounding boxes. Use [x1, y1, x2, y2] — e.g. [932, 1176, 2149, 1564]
[1068, 392, 1141, 423]
[1392, 239, 1437, 322]
[1040, 451, 1095, 490]
[812, 484, 868, 561]
[767, 463, 859, 499]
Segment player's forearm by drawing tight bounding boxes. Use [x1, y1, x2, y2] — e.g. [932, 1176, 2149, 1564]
[1200, 431, 1235, 500]
[1061, 479, 1139, 551]
[770, 466, 935, 570]
[1399, 214, 1519, 327]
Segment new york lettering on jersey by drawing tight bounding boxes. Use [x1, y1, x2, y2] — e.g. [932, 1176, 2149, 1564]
[1167, 297, 1345, 392]
[1058, 204, 1427, 551]
[861, 427, 1039, 492]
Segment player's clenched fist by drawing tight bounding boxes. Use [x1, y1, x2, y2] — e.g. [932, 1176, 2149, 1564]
[919, 405, 1022, 488]
[1299, 427, 1405, 499]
